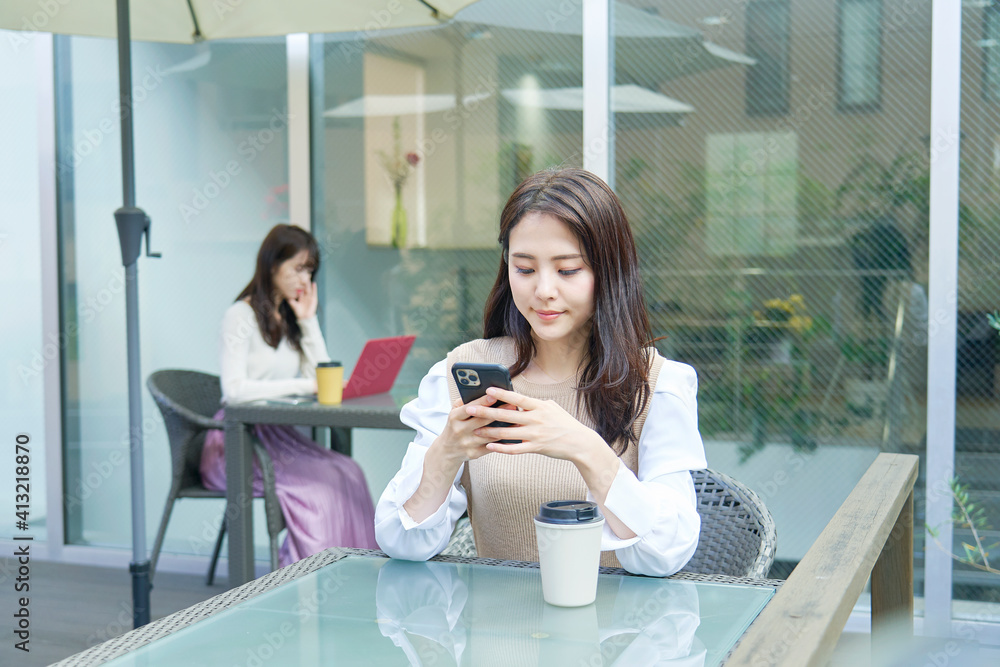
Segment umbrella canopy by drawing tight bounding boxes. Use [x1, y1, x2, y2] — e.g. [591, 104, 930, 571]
[324, 85, 693, 118]
[460, 0, 755, 83]
[357, 0, 755, 87]
[502, 84, 694, 115]
[324, 92, 492, 117]
[0, 0, 477, 43]
[502, 84, 694, 129]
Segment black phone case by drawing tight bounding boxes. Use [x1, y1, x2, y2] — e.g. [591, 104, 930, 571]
[452, 362, 520, 443]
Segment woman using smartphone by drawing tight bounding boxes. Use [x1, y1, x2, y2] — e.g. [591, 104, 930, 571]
[375, 169, 706, 576]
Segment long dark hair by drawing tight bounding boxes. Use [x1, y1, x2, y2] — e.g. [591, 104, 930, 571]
[238, 224, 320, 351]
[483, 168, 653, 454]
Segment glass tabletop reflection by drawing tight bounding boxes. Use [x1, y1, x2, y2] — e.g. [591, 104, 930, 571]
[104, 555, 772, 666]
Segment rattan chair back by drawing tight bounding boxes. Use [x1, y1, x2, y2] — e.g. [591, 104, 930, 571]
[441, 469, 775, 578]
[146, 369, 284, 583]
[147, 370, 225, 494]
[681, 468, 777, 578]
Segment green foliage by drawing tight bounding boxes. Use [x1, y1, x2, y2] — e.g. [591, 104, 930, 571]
[987, 311, 1000, 335]
[835, 151, 929, 224]
[926, 477, 1000, 575]
[840, 334, 890, 367]
[618, 157, 703, 262]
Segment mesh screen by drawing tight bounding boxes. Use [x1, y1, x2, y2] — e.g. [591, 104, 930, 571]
[616, 0, 932, 589]
[956, 1, 1000, 605]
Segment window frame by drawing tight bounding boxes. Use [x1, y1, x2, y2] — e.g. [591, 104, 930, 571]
[982, 0, 1000, 102]
[745, 0, 793, 117]
[836, 0, 884, 113]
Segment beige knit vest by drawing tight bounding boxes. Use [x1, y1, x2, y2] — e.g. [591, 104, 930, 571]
[446, 337, 664, 568]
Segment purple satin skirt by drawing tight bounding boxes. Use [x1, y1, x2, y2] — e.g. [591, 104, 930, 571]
[200, 409, 377, 568]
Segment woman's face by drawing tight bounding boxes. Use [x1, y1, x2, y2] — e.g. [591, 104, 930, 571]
[272, 249, 313, 304]
[508, 212, 595, 348]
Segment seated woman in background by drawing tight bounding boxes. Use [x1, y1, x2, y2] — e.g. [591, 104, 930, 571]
[375, 168, 707, 576]
[200, 223, 377, 566]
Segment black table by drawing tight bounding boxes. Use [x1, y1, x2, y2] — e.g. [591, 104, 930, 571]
[223, 392, 414, 587]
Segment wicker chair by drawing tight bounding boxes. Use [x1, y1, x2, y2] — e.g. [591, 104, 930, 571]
[146, 370, 285, 584]
[439, 468, 776, 578]
[680, 468, 776, 578]
[440, 515, 477, 558]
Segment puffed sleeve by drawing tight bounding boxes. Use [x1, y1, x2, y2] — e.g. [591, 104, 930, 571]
[296, 315, 331, 377]
[588, 360, 708, 576]
[375, 360, 469, 560]
[219, 302, 315, 404]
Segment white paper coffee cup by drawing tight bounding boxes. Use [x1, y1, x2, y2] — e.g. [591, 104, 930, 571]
[534, 500, 605, 607]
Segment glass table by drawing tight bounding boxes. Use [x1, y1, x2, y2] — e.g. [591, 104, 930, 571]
[59, 550, 777, 667]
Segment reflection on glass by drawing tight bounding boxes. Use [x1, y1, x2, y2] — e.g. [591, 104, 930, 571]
[57, 36, 289, 554]
[100, 556, 773, 666]
[376, 559, 717, 666]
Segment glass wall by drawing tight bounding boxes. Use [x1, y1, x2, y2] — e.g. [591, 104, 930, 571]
[611, 0, 932, 591]
[956, 1, 1000, 609]
[315, 0, 584, 493]
[0, 32, 46, 540]
[56, 36, 288, 560]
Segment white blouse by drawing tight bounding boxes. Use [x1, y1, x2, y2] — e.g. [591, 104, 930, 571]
[375, 357, 708, 576]
[218, 300, 331, 404]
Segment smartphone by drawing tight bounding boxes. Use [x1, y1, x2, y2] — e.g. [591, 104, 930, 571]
[452, 362, 521, 444]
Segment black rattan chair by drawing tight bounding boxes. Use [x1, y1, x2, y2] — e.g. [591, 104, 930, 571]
[441, 468, 776, 578]
[147, 369, 285, 584]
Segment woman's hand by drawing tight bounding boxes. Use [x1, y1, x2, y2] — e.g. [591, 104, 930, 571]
[403, 393, 514, 524]
[288, 281, 319, 320]
[469, 386, 632, 538]
[429, 394, 511, 468]
[465, 387, 607, 464]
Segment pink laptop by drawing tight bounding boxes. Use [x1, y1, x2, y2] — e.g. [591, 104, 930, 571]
[342, 335, 417, 400]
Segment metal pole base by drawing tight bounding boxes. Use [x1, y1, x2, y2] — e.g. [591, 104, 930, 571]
[130, 560, 152, 628]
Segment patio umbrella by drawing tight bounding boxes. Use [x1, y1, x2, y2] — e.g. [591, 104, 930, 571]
[325, 85, 693, 121]
[501, 84, 695, 128]
[363, 0, 756, 88]
[323, 92, 493, 117]
[0, 0, 478, 629]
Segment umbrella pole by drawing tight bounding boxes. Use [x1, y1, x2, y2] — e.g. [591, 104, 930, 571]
[113, 0, 160, 629]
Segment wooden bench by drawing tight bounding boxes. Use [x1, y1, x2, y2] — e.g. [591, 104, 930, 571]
[728, 452, 920, 666]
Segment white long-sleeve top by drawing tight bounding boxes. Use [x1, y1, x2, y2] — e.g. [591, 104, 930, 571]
[375, 358, 708, 576]
[218, 300, 331, 404]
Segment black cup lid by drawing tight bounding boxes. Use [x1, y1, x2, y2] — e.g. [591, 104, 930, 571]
[535, 500, 602, 525]
[317, 361, 342, 367]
